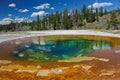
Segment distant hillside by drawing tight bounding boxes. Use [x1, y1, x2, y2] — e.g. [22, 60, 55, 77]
[82, 14, 111, 29]
[81, 11, 120, 30]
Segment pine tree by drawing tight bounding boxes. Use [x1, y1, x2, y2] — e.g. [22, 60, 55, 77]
[86, 5, 95, 23]
[63, 9, 69, 29]
[95, 8, 99, 22]
[45, 14, 50, 30]
[36, 15, 40, 30]
[77, 14, 84, 27]
[109, 11, 119, 29]
[117, 8, 120, 15]
[55, 11, 61, 29]
[42, 16, 47, 30]
[53, 13, 57, 30]
[68, 15, 72, 29]
[99, 7, 103, 17]
[59, 12, 63, 29]
[48, 13, 54, 29]
[81, 4, 87, 19]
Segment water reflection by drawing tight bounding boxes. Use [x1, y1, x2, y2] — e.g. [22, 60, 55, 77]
[13, 37, 112, 61]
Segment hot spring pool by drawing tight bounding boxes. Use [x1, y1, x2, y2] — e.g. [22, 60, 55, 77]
[13, 37, 111, 61]
[0, 35, 120, 62]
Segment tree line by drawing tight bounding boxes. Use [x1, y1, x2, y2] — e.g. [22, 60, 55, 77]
[0, 4, 120, 31]
[30, 4, 105, 30]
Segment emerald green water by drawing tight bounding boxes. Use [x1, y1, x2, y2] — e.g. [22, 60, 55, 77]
[13, 37, 111, 61]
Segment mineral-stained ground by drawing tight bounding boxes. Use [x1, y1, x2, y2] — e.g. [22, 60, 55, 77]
[0, 47, 120, 80]
[0, 35, 120, 80]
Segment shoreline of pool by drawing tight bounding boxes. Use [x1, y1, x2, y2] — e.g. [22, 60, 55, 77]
[0, 30, 120, 43]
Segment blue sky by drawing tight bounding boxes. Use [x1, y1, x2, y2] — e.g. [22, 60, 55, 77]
[0, 0, 119, 25]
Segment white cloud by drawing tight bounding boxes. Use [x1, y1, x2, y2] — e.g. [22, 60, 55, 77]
[0, 18, 13, 25]
[0, 17, 29, 25]
[15, 17, 28, 23]
[31, 11, 48, 17]
[34, 3, 50, 9]
[8, 14, 12, 17]
[51, 7, 54, 10]
[88, 2, 113, 8]
[8, 3, 16, 7]
[64, 4, 67, 6]
[18, 9, 29, 13]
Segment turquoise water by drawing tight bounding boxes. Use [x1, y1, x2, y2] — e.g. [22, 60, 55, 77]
[13, 37, 111, 61]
